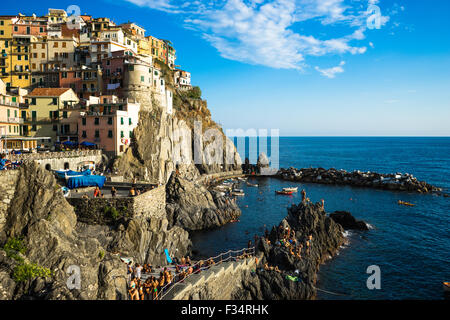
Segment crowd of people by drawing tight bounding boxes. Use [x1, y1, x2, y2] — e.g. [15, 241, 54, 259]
[261, 222, 314, 265]
[0, 154, 23, 170]
[126, 250, 254, 300]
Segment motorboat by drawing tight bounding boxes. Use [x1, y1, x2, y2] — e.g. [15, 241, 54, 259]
[282, 187, 298, 192]
[275, 190, 294, 195]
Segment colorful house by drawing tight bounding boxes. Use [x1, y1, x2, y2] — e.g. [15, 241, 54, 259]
[23, 87, 79, 146]
[78, 99, 140, 156]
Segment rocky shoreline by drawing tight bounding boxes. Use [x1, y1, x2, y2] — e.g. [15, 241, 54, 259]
[235, 200, 367, 299]
[276, 167, 444, 194]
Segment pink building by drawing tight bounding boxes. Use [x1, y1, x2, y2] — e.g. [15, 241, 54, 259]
[77, 100, 140, 156]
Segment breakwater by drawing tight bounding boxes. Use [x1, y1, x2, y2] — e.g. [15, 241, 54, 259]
[276, 167, 444, 194]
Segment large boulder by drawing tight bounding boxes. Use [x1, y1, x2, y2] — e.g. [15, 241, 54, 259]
[329, 211, 369, 231]
[165, 172, 241, 231]
[237, 201, 344, 300]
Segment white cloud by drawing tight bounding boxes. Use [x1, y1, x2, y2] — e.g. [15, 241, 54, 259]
[124, 0, 394, 71]
[315, 60, 345, 78]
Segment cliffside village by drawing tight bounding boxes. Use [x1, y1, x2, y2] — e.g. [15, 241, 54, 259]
[0, 8, 193, 157]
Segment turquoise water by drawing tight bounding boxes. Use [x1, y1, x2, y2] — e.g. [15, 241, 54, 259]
[191, 137, 450, 300]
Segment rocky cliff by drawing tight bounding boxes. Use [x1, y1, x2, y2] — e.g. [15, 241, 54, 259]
[234, 200, 345, 300]
[165, 172, 241, 231]
[0, 163, 190, 300]
[114, 86, 242, 184]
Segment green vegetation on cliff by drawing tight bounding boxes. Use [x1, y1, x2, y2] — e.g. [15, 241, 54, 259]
[3, 237, 52, 283]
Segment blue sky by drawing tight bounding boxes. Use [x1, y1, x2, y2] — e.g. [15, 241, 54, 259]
[4, 0, 450, 136]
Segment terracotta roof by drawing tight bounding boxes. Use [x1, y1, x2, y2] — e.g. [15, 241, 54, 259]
[28, 88, 71, 97]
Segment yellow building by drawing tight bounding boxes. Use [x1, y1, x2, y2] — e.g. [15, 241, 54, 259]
[0, 16, 17, 88]
[9, 35, 35, 88]
[24, 87, 79, 146]
[148, 36, 167, 64]
[138, 38, 151, 56]
[46, 9, 68, 24]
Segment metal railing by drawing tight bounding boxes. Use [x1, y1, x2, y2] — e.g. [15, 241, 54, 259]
[154, 247, 255, 300]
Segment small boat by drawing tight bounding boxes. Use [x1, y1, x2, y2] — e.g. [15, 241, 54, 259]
[247, 182, 259, 187]
[275, 190, 294, 195]
[237, 177, 247, 182]
[444, 282, 450, 293]
[282, 187, 298, 192]
[398, 200, 415, 207]
[232, 191, 245, 196]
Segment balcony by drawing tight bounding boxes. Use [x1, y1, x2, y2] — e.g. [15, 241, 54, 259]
[7, 117, 24, 124]
[0, 101, 20, 107]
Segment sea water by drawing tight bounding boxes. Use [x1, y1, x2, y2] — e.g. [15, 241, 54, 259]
[191, 137, 450, 300]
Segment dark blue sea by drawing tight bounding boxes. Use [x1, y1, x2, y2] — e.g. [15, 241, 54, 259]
[191, 137, 450, 300]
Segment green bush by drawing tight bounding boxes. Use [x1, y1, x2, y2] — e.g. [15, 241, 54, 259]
[186, 86, 202, 99]
[3, 237, 52, 283]
[98, 250, 105, 260]
[4, 237, 27, 261]
[104, 206, 120, 220]
[13, 262, 52, 282]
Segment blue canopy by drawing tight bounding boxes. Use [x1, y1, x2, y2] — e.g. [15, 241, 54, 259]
[62, 141, 77, 146]
[80, 141, 96, 147]
[55, 169, 91, 179]
[66, 175, 106, 189]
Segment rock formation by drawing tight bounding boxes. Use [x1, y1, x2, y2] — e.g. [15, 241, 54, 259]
[165, 172, 241, 231]
[234, 201, 345, 300]
[114, 87, 242, 184]
[329, 211, 369, 230]
[0, 163, 190, 300]
[277, 167, 442, 194]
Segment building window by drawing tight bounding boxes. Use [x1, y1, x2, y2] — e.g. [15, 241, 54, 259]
[108, 130, 113, 138]
[32, 111, 37, 119]
[129, 118, 132, 125]
[140, 76, 144, 82]
[32, 125, 37, 131]
[120, 117, 124, 125]
[108, 117, 113, 125]
[52, 125, 57, 131]
[52, 98, 58, 105]
[120, 131, 124, 138]
[94, 118, 100, 125]
[63, 111, 68, 118]
[129, 131, 133, 139]
[95, 130, 99, 138]
[82, 118, 86, 125]
[82, 131, 87, 138]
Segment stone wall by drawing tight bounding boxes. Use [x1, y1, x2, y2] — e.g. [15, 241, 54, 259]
[164, 256, 258, 300]
[133, 185, 166, 219]
[0, 170, 20, 234]
[8, 150, 103, 171]
[67, 185, 166, 225]
[195, 170, 244, 185]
